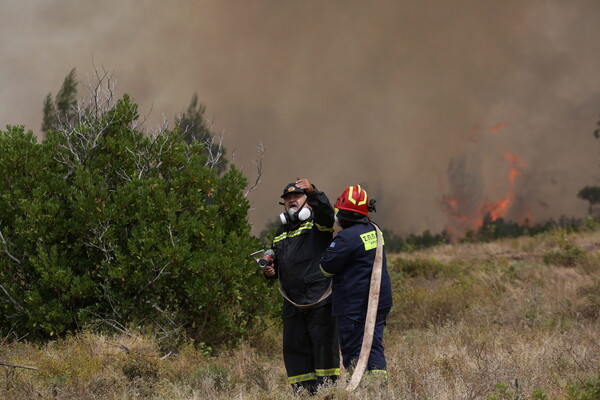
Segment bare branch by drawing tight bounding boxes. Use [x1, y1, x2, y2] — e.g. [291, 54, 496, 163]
[244, 142, 265, 197]
[106, 341, 131, 352]
[0, 361, 38, 371]
[88, 312, 132, 337]
[52, 65, 120, 178]
[83, 221, 115, 262]
[115, 168, 133, 182]
[100, 285, 123, 320]
[135, 102, 154, 133]
[151, 303, 184, 336]
[0, 284, 24, 313]
[137, 260, 171, 296]
[147, 114, 170, 141]
[167, 225, 175, 247]
[0, 229, 21, 264]
[202, 131, 225, 171]
[124, 131, 172, 180]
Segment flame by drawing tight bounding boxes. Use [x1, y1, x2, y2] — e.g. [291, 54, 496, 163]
[483, 196, 513, 222]
[479, 151, 526, 222]
[491, 122, 508, 134]
[504, 151, 525, 185]
[440, 123, 530, 241]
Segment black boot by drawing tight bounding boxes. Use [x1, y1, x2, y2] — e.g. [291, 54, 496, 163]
[291, 380, 318, 396]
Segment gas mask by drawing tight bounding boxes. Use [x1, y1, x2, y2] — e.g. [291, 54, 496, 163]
[279, 201, 312, 225]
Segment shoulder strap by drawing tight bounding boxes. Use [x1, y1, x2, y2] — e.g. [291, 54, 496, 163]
[278, 282, 332, 309]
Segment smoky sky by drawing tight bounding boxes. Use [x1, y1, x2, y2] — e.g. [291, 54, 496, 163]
[1, 0, 600, 236]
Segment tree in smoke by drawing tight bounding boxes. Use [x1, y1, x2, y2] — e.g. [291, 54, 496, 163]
[42, 68, 78, 135]
[176, 93, 227, 174]
[42, 71, 227, 174]
[578, 186, 600, 216]
[593, 113, 600, 139]
[577, 115, 600, 218]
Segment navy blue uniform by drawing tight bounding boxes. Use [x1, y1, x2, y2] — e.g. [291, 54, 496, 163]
[320, 221, 392, 373]
[267, 188, 340, 393]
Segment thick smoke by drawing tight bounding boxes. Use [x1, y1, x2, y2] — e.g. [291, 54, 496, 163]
[1, 0, 600, 236]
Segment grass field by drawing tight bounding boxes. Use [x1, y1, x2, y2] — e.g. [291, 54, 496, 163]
[1, 228, 599, 399]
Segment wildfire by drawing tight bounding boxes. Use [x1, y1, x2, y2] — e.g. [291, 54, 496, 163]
[481, 151, 526, 221]
[440, 124, 529, 240]
[483, 196, 512, 222]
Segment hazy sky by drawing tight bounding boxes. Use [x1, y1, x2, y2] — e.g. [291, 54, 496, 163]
[1, 0, 599, 236]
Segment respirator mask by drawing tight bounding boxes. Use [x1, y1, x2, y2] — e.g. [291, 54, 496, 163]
[279, 201, 311, 225]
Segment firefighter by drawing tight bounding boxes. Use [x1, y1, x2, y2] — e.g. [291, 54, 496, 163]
[262, 178, 340, 395]
[320, 185, 392, 377]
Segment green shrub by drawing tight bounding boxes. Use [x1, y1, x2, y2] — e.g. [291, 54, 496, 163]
[542, 233, 585, 267]
[122, 354, 159, 382]
[188, 363, 233, 391]
[391, 257, 464, 280]
[486, 382, 548, 400]
[0, 95, 278, 347]
[575, 279, 600, 320]
[564, 373, 600, 400]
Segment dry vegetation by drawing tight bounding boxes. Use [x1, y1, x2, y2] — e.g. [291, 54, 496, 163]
[1, 228, 599, 399]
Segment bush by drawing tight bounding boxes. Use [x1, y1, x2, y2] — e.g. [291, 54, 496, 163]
[0, 94, 278, 347]
[485, 382, 549, 400]
[542, 232, 585, 267]
[391, 257, 464, 280]
[565, 373, 600, 400]
[122, 354, 159, 382]
[390, 257, 476, 329]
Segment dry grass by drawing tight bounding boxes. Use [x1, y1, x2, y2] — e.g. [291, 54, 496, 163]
[1, 228, 599, 399]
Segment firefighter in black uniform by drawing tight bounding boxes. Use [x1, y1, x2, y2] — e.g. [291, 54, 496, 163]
[263, 178, 340, 395]
[320, 185, 392, 377]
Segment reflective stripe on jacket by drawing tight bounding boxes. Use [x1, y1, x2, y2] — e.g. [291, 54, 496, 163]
[269, 189, 335, 309]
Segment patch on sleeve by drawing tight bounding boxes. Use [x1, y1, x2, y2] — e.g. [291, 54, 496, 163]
[360, 230, 378, 251]
[329, 242, 336, 248]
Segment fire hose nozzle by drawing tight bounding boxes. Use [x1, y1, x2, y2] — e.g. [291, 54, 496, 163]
[250, 249, 275, 269]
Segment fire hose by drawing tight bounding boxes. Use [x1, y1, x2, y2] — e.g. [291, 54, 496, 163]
[346, 223, 383, 392]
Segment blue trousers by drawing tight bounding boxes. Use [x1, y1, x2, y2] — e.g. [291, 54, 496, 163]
[336, 308, 390, 372]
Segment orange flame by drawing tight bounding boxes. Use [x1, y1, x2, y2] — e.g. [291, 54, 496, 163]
[480, 151, 526, 223]
[491, 122, 508, 134]
[504, 151, 525, 185]
[483, 196, 513, 222]
[440, 123, 530, 240]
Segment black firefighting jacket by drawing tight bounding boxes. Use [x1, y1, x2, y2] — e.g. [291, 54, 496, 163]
[267, 189, 335, 310]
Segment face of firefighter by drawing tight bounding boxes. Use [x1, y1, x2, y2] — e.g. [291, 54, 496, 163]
[283, 193, 308, 213]
[279, 192, 312, 225]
